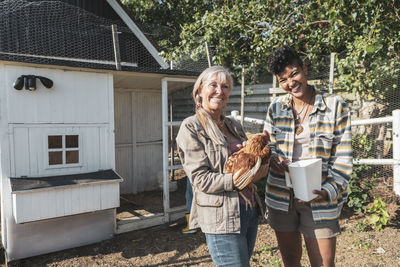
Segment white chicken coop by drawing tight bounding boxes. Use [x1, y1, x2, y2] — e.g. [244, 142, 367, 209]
[0, 0, 198, 261]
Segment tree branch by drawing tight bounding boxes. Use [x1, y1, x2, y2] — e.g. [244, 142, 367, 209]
[393, 0, 400, 21]
[307, 20, 330, 25]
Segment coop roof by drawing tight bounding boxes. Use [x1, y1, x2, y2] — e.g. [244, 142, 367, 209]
[10, 169, 122, 193]
[0, 0, 199, 76]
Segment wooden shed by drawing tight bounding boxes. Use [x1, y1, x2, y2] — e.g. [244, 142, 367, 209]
[0, 0, 197, 261]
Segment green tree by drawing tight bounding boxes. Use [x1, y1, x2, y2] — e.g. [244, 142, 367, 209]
[121, 0, 214, 59]
[123, 0, 400, 100]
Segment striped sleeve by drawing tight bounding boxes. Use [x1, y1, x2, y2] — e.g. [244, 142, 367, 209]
[322, 97, 352, 203]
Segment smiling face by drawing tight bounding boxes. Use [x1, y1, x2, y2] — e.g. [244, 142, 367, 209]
[198, 73, 231, 116]
[276, 64, 310, 101]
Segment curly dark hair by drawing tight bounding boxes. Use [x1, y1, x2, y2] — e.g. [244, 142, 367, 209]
[267, 46, 303, 75]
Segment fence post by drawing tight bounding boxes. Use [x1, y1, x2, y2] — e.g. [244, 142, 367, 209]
[205, 42, 212, 67]
[240, 66, 245, 126]
[329, 52, 335, 94]
[393, 109, 400, 196]
[272, 75, 277, 101]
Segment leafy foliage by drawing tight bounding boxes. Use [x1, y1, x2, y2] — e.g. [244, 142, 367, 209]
[346, 134, 376, 212]
[347, 169, 374, 213]
[123, 0, 400, 100]
[355, 221, 371, 232]
[347, 133, 390, 229]
[352, 133, 376, 159]
[352, 238, 372, 249]
[366, 197, 390, 230]
[121, 0, 214, 59]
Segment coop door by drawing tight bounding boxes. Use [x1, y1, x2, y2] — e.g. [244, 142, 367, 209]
[115, 90, 163, 194]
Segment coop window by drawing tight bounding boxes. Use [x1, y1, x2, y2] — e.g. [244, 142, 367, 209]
[48, 135, 80, 166]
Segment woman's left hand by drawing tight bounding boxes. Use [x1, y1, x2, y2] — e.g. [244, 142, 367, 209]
[235, 141, 247, 151]
[296, 189, 329, 203]
[236, 130, 269, 151]
[311, 189, 329, 202]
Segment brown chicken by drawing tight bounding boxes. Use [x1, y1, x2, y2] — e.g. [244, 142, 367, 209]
[225, 133, 271, 190]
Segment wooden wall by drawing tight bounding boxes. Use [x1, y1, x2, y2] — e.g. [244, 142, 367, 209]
[6, 65, 111, 124]
[3, 64, 115, 177]
[12, 181, 120, 223]
[114, 89, 163, 194]
[11, 125, 109, 177]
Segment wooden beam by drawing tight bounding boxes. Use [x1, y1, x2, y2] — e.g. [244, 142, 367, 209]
[106, 0, 169, 69]
[111, 24, 122, 70]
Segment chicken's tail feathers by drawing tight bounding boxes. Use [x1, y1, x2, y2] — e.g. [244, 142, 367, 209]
[233, 157, 262, 190]
[233, 168, 246, 181]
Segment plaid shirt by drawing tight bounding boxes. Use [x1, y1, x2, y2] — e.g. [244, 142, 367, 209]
[264, 89, 352, 222]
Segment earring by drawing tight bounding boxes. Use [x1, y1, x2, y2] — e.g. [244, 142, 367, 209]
[195, 94, 202, 109]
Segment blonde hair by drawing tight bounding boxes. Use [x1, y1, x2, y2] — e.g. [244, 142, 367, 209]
[192, 66, 233, 145]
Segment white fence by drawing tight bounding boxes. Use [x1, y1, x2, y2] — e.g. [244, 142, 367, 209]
[229, 109, 400, 196]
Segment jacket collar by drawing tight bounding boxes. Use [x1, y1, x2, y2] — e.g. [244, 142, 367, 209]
[313, 89, 327, 113]
[224, 115, 246, 142]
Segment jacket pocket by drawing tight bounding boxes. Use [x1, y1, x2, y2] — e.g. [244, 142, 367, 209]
[195, 191, 224, 226]
[315, 134, 334, 158]
[195, 191, 224, 207]
[316, 133, 334, 141]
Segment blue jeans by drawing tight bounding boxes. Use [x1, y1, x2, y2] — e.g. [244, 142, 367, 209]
[185, 177, 193, 214]
[205, 204, 258, 267]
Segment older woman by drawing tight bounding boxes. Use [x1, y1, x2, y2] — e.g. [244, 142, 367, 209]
[176, 66, 269, 267]
[264, 46, 352, 267]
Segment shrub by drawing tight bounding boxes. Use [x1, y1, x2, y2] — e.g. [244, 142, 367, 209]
[366, 197, 390, 230]
[347, 166, 375, 212]
[346, 134, 376, 212]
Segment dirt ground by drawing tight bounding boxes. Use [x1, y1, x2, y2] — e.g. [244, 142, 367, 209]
[2, 178, 400, 267]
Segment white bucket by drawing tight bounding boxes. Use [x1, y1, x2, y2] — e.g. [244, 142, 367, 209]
[285, 158, 322, 201]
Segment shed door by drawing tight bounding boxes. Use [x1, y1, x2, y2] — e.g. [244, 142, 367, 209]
[115, 90, 163, 194]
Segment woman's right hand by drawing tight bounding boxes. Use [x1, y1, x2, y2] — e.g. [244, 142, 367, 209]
[270, 154, 290, 174]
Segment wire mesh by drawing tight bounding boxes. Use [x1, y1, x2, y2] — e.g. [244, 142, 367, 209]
[167, 42, 211, 73]
[300, 53, 399, 196]
[299, 52, 399, 193]
[0, 0, 161, 71]
[306, 54, 332, 85]
[139, 22, 212, 73]
[170, 50, 400, 196]
[170, 54, 210, 73]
